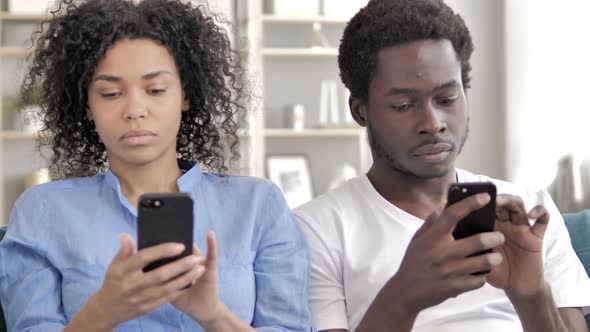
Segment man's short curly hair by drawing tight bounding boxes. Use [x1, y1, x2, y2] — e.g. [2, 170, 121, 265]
[21, 0, 248, 178]
[338, 0, 474, 102]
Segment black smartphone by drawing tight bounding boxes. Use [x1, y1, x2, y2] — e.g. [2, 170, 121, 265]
[447, 181, 496, 245]
[137, 192, 194, 272]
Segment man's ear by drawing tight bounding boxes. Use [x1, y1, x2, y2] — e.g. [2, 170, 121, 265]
[350, 96, 368, 127]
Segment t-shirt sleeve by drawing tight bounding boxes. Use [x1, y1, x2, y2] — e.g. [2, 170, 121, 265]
[539, 189, 590, 314]
[295, 209, 349, 330]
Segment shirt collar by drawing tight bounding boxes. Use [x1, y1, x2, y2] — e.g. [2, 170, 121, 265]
[103, 159, 203, 217]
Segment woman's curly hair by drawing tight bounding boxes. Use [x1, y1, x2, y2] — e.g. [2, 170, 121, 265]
[20, 0, 248, 178]
[339, 0, 474, 102]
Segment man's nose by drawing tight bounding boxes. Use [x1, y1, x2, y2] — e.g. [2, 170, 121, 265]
[417, 104, 447, 135]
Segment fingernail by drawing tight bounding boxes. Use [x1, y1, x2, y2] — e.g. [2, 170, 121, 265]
[174, 244, 185, 252]
[496, 232, 505, 243]
[478, 193, 491, 204]
[490, 253, 503, 265]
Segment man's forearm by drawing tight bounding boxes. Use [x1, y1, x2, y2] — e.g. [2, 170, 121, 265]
[508, 282, 568, 332]
[355, 278, 417, 332]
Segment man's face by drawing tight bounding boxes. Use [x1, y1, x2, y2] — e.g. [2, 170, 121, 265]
[355, 39, 469, 179]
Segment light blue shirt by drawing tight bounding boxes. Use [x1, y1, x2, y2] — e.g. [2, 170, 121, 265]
[0, 162, 314, 331]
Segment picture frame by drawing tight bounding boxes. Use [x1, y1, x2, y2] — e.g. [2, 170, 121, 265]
[266, 155, 313, 208]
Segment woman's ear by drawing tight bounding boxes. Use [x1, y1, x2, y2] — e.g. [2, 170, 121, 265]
[181, 98, 190, 112]
[86, 108, 93, 121]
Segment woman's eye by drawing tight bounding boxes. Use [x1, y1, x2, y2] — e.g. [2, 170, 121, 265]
[148, 88, 167, 95]
[101, 92, 120, 98]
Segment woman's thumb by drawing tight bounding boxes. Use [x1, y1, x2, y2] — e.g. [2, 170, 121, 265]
[113, 233, 135, 262]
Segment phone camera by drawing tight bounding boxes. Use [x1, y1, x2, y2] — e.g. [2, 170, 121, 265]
[154, 200, 161, 207]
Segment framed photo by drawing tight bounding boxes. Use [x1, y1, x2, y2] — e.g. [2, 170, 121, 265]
[266, 155, 313, 208]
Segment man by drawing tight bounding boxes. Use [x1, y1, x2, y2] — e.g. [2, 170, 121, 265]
[294, 0, 590, 331]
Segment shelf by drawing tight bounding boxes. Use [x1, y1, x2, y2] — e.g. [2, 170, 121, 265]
[261, 47, 338, 57]
[0, 12, 45, 21]
[264, 128, 363, 137]
[0, 47, 31, 57]
[0, 130, 36, 140]
[262, 15, 348, 24]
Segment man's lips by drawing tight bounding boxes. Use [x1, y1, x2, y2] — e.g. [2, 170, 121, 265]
[120, 129, 157, 141]
[413, 142, 453, 156]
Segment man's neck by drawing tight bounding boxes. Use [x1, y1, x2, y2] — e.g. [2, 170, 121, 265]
[109, 155, 184, 209]
[366, 163, 457, 220]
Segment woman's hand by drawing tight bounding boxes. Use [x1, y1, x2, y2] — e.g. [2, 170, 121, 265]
[85, 233, 207, 329]
[172, 232, 224, 326]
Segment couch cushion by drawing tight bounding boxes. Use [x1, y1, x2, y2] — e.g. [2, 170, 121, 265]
[563, 210, 590, 276]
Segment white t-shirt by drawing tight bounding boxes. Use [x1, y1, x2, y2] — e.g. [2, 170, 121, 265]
[294, 169, 590, 332]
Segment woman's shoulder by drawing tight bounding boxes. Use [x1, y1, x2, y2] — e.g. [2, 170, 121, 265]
[15, 175, 104, 208]
[200, 173, 288, 215]
[201, 173, 280, 195]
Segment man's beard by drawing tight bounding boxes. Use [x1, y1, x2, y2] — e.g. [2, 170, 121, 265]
[366, 121, 469, 179]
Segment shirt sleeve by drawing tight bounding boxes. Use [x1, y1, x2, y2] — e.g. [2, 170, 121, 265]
[251, 184, 315, 332]
[294, 208, 349, 331]
[0, 190, 68, 331]
[538, 189, 590, 314]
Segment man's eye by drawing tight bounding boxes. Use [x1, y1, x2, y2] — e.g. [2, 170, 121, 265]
[438, 97, 457, 106]
[391, 104, 413, 112]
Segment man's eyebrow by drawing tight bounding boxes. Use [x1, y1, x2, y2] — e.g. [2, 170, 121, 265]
[384, 80, 460, 96]
[385, 87, 419, 96]
[432, 80, 460, 92]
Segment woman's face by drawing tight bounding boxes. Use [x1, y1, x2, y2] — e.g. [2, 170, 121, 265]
[87, 38, 187, 169]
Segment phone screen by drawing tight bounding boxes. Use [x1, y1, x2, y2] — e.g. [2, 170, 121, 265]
[447, 182, 497, 274]
[137, 192, 194, 272]
[447, 182, 496, 241]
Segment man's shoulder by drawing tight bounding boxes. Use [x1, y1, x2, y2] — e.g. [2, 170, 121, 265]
[294, 175, 366, 222]
[458, 169, 549, 207]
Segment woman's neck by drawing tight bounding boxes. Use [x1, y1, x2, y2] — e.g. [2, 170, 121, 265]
[109, 156, 184, 209]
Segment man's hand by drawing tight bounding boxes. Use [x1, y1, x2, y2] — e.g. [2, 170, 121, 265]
[487, 194, 550, 297]
[386, 193, 506, 316]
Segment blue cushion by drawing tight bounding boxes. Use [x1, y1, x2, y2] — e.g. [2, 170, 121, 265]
[0, 227, 5, 332]
[562, 210, 590, 328]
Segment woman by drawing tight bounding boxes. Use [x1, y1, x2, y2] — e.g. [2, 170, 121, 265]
[0, 0, 313, 331]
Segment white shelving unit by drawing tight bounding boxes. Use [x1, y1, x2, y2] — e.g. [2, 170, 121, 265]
[236, 0, 371, 207]
[261, 47, 338, 57]
[0, 6, 48, 224]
